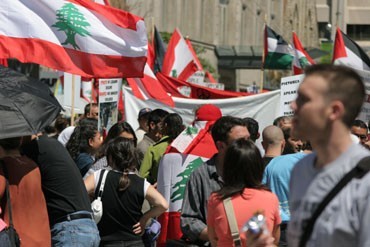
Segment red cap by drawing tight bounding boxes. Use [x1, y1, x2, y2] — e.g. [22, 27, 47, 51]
[195, 104, 222, 121]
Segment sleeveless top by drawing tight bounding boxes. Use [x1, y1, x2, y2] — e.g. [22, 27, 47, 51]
[94, 170, 146, 242]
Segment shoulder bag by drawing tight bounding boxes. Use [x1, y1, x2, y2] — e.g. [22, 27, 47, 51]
[223, 197, 242, 247]
[91, 169, 108, 223]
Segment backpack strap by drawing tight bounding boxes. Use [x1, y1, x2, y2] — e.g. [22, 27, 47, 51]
[299, 156, 370, 247]
[223, 197, 242, 247]
[95, 169, 108, 199]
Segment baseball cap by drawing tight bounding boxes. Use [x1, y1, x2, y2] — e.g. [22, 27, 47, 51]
[195, 104, 222, 121]
[138, 108, 152, 119]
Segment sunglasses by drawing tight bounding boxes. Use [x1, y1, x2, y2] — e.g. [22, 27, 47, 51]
[353, 134, 367, 140]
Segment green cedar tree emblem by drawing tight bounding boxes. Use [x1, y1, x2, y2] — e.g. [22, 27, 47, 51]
[184, 126, 199, 136]
[170, 157, 204, 203]
[52, 3, 91, 50]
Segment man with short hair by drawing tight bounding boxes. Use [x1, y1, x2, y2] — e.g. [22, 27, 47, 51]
[273, 116, 293, 129]
[282, 127, 303, 154]
[181, 116, 250, 246]
[261, 125, 285, 167]
[137, 109, 169, 159]
[350, 119, 368, 147]
[84, 103, 99, 120]
[249, 64, 370, 247]
[135, 108, 152, 143]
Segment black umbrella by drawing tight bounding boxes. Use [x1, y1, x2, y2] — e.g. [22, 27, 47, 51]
[0, 65, 62, 139]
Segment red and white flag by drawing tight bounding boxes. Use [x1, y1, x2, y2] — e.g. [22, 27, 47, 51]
[205, 71, 217, 83]
[185, 38, 204, 71]
[162, 29, 198, 81]
[0, 0, 147, 78]
[292, 32, 315, 75]
[333, 28, 370, 71]
[93, 0, 110, 5]
[156, 72, 249, 99]
[126, 64, 174, 107]
[157, 104, 222, 246]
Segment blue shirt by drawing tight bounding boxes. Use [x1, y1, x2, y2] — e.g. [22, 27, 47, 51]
[263, 153, 306, 222]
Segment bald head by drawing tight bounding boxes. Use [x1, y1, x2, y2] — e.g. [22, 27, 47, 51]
[262, 125, 284, 146]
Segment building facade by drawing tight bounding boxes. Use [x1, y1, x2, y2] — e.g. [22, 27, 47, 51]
[113, 0, 368, 90]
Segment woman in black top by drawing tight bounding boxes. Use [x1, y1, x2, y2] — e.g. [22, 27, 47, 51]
[85, 137, 168, 246]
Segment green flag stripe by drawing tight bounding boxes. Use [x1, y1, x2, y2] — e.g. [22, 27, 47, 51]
[264, 52, 293, 69]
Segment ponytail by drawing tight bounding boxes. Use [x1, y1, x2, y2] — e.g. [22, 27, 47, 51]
[118, 169, 131, 191]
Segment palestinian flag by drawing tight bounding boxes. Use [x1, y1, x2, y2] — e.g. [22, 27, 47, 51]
[292, 32, 315, 75]
[332, 28, 370, 71]
[0, 0, 147, 78]
[264, 25, 293, 70]
[152, 26, 167, 73]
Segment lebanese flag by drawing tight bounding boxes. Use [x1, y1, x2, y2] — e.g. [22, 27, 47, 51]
[0, 0, 147, 78]
[126, 64, 175, 107]
[205, 71, 217, 83]
[156, 72, 250, 99]
[157, 121, 218, 246]
[162, 29, 198, 81]
[185, 38, 204, 71]
[332, 28, 370, 71]
[264, 25, 293, 70]
[0, 59, 8, 67]
[93, 0, 110, 5]
[292, 32, 315, 75]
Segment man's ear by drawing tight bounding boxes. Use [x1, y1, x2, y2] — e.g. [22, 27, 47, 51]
[281, 140, 286, 153]
[329, 100, 345, 121]
[215, 140, 227, 152]
[149, 121, 155, 130]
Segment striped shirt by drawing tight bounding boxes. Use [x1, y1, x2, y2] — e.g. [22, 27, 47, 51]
[180, 155, 223, 244]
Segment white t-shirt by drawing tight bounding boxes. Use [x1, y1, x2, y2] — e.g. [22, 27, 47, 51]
[288, 143, 370, 247]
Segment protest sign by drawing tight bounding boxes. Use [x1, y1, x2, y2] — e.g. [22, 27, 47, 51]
[279, 74, 304, 116]
[98, 78, 122, 133]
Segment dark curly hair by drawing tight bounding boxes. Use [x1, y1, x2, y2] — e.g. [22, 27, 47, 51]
[106, 137, 138, 191]
[66, 118, 99, 160]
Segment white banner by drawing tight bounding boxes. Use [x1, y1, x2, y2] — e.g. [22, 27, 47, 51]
[280, 74, 304, 116]
[124, 86, 281, 136]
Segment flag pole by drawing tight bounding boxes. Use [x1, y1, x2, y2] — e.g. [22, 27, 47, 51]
[71, 74, 75, 126]
[260, 20, 267, 93]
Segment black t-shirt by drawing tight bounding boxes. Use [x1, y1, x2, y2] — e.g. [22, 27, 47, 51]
[22, 135, 92, 226]
[98, 171, 145, 242]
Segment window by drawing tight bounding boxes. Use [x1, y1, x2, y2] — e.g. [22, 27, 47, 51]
[347, 25, 370, 41]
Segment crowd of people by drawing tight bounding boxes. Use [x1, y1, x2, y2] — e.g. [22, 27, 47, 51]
[0, 64, 370, 247]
